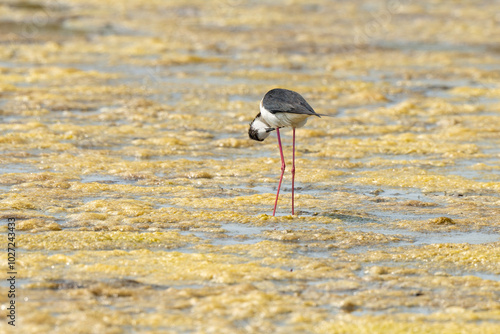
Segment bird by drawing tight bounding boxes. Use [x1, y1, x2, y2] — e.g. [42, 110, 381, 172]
[248, 88, 328, 216]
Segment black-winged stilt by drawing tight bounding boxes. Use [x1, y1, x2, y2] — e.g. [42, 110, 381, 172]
[248, 88, 327, 216]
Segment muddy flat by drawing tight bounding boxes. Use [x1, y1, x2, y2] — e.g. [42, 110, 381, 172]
[1, 1, 499, 333]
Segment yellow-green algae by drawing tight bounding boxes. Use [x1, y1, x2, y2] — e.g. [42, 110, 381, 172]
[1, 0, 500, 333]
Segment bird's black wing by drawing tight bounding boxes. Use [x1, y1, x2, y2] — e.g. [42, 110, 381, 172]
[262, 88, 319, 116]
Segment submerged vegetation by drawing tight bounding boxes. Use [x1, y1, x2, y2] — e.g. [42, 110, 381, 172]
[1, 0, 500, 333]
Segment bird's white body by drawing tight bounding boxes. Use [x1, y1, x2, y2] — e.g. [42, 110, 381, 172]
[259, 100, 309, 129]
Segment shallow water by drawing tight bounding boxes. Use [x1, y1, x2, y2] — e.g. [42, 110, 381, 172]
[1, 0, 500, 333]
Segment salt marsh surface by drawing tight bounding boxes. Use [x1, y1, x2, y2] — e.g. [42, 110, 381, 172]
[1, 0, 500, 333]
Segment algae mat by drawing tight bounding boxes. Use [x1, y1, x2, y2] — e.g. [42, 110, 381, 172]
[1, 0, 500, 333]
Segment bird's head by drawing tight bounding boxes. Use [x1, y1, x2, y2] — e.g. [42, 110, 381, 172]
[248, 113, 275, 141]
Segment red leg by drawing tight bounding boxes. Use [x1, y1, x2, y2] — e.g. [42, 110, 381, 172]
[273, 128, 285, 216]
[291, 128, 296, 215]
